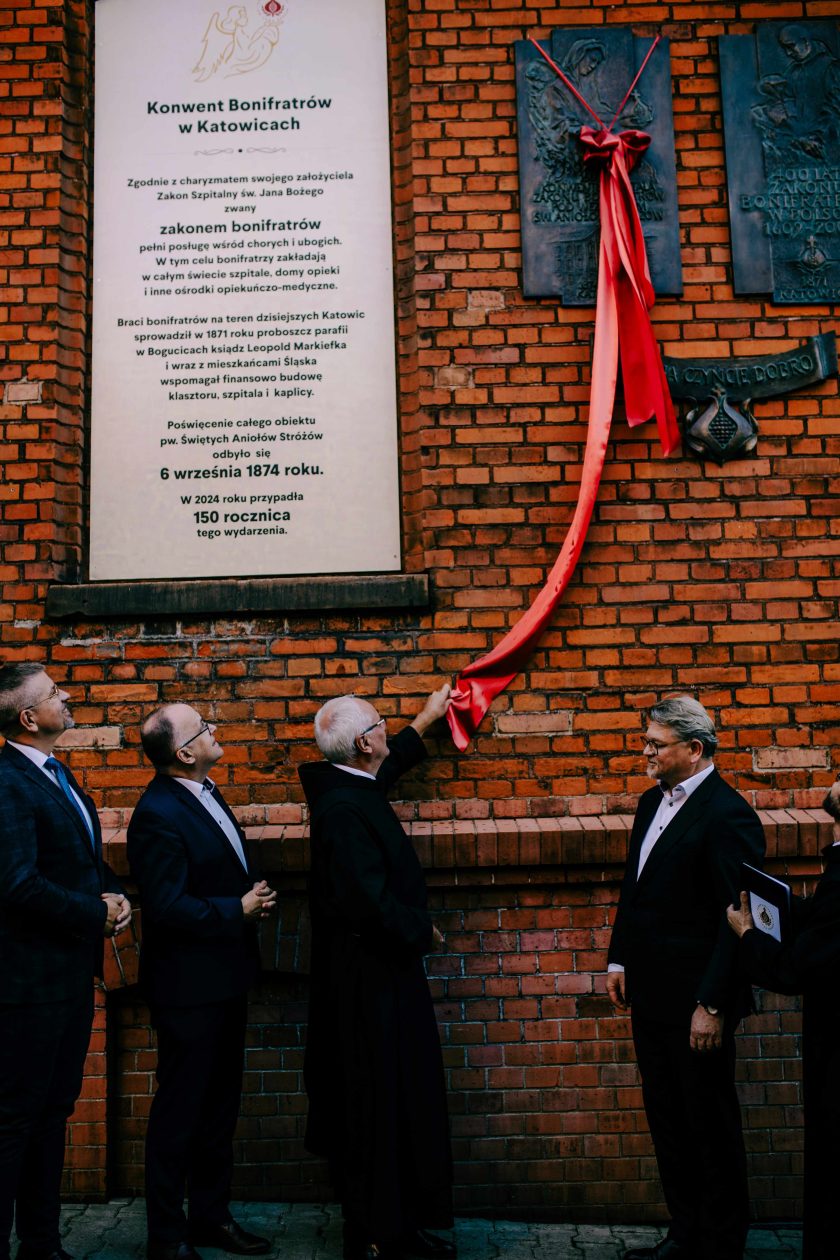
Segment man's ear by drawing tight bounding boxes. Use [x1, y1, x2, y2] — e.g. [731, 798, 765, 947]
[17, 708, 38, 736]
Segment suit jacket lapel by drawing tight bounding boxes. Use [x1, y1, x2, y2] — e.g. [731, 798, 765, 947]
[162, 778, 251, 877]
[634, 769, 721, 889]
[2, 745, 100, 865]
[626, 786, 661, 881]
[207, 784, 252, 875]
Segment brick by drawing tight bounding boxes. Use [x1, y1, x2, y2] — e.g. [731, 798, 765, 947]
[0, 0, 831, 1223]
[753, 747, 831, 772]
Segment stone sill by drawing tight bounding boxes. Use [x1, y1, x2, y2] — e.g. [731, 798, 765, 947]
[101, 807, 833, 878]
[45, 573, 430, 619]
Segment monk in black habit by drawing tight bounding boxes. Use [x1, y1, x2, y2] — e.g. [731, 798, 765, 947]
[727, 777, 840, 1260]
[300, 685, 456, 1260]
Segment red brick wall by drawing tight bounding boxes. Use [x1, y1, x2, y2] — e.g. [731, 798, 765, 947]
[0, 0, 837, 1222]
[102, 823, 815, 1222]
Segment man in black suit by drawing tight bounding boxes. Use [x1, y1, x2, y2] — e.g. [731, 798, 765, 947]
[128, 704, 276, 1260]
[0, 662, 130, 1260]
[728, 778, 840, 1260]
[606, 696, 765, 1260]
[300, 686, 455, 1260]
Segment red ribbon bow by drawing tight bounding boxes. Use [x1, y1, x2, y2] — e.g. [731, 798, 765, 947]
[578, 125, 678, 454]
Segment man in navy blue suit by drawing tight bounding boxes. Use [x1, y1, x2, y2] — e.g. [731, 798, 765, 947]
[128, 704, 276, 1260]
[0, 662, 130, 1260]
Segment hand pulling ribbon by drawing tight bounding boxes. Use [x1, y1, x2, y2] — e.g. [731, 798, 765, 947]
[446, 33, 679, 752]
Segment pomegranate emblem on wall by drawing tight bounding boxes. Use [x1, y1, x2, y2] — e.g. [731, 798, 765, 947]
[193, 2, 288, 82]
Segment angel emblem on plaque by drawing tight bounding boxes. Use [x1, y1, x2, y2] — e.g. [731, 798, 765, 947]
[193, 1, 286, 82]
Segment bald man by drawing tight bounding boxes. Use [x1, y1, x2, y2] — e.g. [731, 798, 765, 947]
[300, 686, 456, 1260]
[128, 705, 276, 1260]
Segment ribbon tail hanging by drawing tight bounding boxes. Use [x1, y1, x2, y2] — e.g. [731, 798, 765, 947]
[447, 212, 620, 752]
[603, 130, 679, 456]
[446, 45, 677, 750]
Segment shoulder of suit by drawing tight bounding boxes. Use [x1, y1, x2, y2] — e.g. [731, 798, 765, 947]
[0, 743, 25, 769]
[129, 774, 185, 817]
[704, 769, 754, 806]
[0, 744, 45, 786]
[139, 773, 183, 796]
[638, 782, 662, 807]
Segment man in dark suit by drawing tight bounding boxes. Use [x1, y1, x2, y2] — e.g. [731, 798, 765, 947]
[300, 686, 455, 1260]
[128, 704, 276, 1260]
[0, 662, 130, 1260]
[606, 696, 765, 1260]
[728, 778, 840, 1260]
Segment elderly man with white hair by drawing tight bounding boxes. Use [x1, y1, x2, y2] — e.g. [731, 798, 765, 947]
[300, 686, 455, 1260]
[605, 695, 765, 1260]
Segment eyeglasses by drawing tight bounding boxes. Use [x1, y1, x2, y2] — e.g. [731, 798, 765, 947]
[360, 716, 386, 737]
[23, 683, 60, 710]
[175, 721, 211, 754]
[641, 736, 686, 752]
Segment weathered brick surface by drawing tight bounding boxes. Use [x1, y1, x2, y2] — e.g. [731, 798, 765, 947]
[1, 0, 837, 1223]
[102, 832, 817, 1222]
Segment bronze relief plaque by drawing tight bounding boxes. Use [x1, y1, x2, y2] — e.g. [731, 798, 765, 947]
[515, 27, 682, 304]
[720, 19, 840, 303]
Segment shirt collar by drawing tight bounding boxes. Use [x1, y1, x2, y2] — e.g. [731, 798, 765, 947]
[334, 763, 377, 781]
[6, 740, 51, 770]
[172, 775, 215, 799]
[659, 761, 716, 802]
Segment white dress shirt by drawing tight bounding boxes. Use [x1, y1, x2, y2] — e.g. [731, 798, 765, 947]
[173, 775, 249, 870]
[636, 761, 717, 878]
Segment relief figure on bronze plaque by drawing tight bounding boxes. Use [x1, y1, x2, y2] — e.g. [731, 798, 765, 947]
[720, 19, 840, 302]
[516, 27, 682, 302]
[750, 25, 840, 165]
[525, 39, 661, 232]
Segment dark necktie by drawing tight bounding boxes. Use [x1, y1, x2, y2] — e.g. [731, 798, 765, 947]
[44, 756, 95, 850]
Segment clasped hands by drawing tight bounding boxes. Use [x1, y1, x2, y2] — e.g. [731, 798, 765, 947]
[241, 879, 277, 921]
[101, 892, 132, 938]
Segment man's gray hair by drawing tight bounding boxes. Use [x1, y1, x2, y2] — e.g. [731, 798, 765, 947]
[649, 695, 718, 757]
[0, 662, 47, 734]
[314, 696, 372, 764]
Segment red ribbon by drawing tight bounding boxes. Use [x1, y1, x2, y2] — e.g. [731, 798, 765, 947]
[446, 82, 678, 751]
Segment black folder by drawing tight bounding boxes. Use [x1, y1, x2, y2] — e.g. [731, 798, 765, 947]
[741, 862, 791, 944]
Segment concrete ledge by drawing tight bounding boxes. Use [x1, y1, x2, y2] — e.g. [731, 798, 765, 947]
[45, 573, 430, 619]
[101, 807, 834, 878]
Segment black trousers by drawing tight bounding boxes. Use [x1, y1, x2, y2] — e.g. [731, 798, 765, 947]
[0, 991, 94, 1260]
[801, 1008, 840, 1260]
[631, 1010, 749, 1260]
[145, 995, 248, 1244]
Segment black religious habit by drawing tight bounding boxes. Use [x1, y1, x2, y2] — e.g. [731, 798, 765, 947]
[739, 844, 840, 1260]
[300, 726, 453, 1247]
